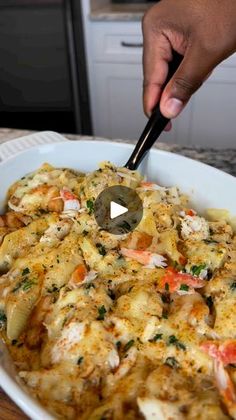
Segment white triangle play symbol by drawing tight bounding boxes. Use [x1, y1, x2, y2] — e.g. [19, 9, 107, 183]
[110, 201, 128, 220]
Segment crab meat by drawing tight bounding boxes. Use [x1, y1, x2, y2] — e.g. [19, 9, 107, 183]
[139, 182, 166, 192]
[214, 360, 236, 419]
[160, 267, 206, 294]
[201, 340, 236, 366]
[181, 215, 209, 241]
[60, 188, 80, 212]
[40, 220, 72, 245]
[120, 248, 167, 269]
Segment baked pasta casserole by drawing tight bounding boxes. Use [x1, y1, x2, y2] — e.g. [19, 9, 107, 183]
[0, 162, 236, 419]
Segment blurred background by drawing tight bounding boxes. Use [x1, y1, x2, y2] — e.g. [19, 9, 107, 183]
[0, 0, 236, 148]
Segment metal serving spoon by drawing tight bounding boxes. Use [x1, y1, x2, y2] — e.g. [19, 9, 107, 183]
[125, 51, 183, 170]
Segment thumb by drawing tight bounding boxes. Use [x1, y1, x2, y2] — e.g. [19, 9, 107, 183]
[160, 45, 215, 119]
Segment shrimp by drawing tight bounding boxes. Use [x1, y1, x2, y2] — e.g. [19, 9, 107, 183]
[201, 340, 236, 417]
[60, 188, 80, 212]
[160, 267, 206, 294]
[0, 212, 25, 229]
[201, 340, 236, 366]
[111, 347, 137, 382]
[139, 182, 166, 191]
[179, 209, 197, 217]
[69, 264, 97, 288]
[69, 264, 87, 287]
[122, 231, 153, 251]
[214, 360, 236, 419]
[120, 247, 167, 269]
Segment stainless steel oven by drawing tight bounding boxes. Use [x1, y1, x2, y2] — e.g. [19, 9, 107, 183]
[0, 0, 92, 134]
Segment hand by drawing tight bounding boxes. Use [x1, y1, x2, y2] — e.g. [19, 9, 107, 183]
[143, 0, 236, 119]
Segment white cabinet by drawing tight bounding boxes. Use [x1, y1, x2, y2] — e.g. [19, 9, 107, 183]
[93, 62, 146, 139]
[82, 9, 236, 147]
[187, 63, 236, 148]
[93, 60, 192, 145]
[86, 20, 190, 144]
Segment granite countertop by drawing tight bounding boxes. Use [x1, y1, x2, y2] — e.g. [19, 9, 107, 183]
[0, 128, 235, 177]
[90, 2, 155, 21]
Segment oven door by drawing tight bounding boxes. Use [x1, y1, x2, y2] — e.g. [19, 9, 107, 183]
[0, 0, 91, 134]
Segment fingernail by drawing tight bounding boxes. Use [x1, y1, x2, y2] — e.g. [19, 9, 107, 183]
[164, 98, 183, 118]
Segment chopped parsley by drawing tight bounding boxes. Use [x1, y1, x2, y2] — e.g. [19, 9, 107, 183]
[168, 335, 178, 344]
[191, 264, 206, 277]
[164, 283, 169, 292]
[22, 267, 30, 276]
[179, 284, 189, 292]
[161, 294, 170, 304]
[86, 199, 94, 215]
[165, 357, 179, 369]
[22, 279, 36, 292]
[149, 333, 163, 343]
[85, 283, 95, 290]
[0, 311, 7, 323]
[77, 356, 84, 365]
[0, 311, 7, 329]
[107, 289, 116, 300]
[97, 305, 107, 320]
[203, 239, 218, 244]
[230, 282, 236, 291]
[205, 295, 214, 309]
[124, 339, 135, 352]
[162, 310, 168, 319]
[116, 341, 121, 350]
[47, 284, 60, 293]
[168, 335, 186, 350]
[12, 278, 36, 293]
[96, 243, 107, 256]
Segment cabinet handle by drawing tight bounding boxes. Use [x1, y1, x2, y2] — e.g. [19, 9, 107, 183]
[121, 41, 143, 48]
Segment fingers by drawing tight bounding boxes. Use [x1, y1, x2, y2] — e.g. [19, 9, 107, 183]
[160, 44, 216, 118]
[143, 28, 172, 117]
[164, 121, 172, 132]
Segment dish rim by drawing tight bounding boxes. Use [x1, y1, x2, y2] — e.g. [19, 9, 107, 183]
[0, 138, 235, 420]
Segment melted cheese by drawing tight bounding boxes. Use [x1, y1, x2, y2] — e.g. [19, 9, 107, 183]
[0, 162, 234, 420]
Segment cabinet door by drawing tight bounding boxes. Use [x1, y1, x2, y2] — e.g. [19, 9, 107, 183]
[92, 62, 190, 144]
[187, 63, 236, 148]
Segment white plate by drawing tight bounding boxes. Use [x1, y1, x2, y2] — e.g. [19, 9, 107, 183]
[0, 137, 236, 420]
[0, 131, 67, 161]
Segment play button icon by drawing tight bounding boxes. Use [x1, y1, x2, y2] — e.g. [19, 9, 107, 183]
[110, 201, 128, 219]
[94, 185, 143, 235]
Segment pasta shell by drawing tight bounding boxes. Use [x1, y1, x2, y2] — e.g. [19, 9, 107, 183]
[6, 287, 39, 341]
[0, 215, 56, 273]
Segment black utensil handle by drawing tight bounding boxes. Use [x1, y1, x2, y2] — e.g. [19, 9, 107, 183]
[125, 51, 183, 170]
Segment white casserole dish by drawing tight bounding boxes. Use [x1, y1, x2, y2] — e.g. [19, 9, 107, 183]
[0, 139, 235, 420]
